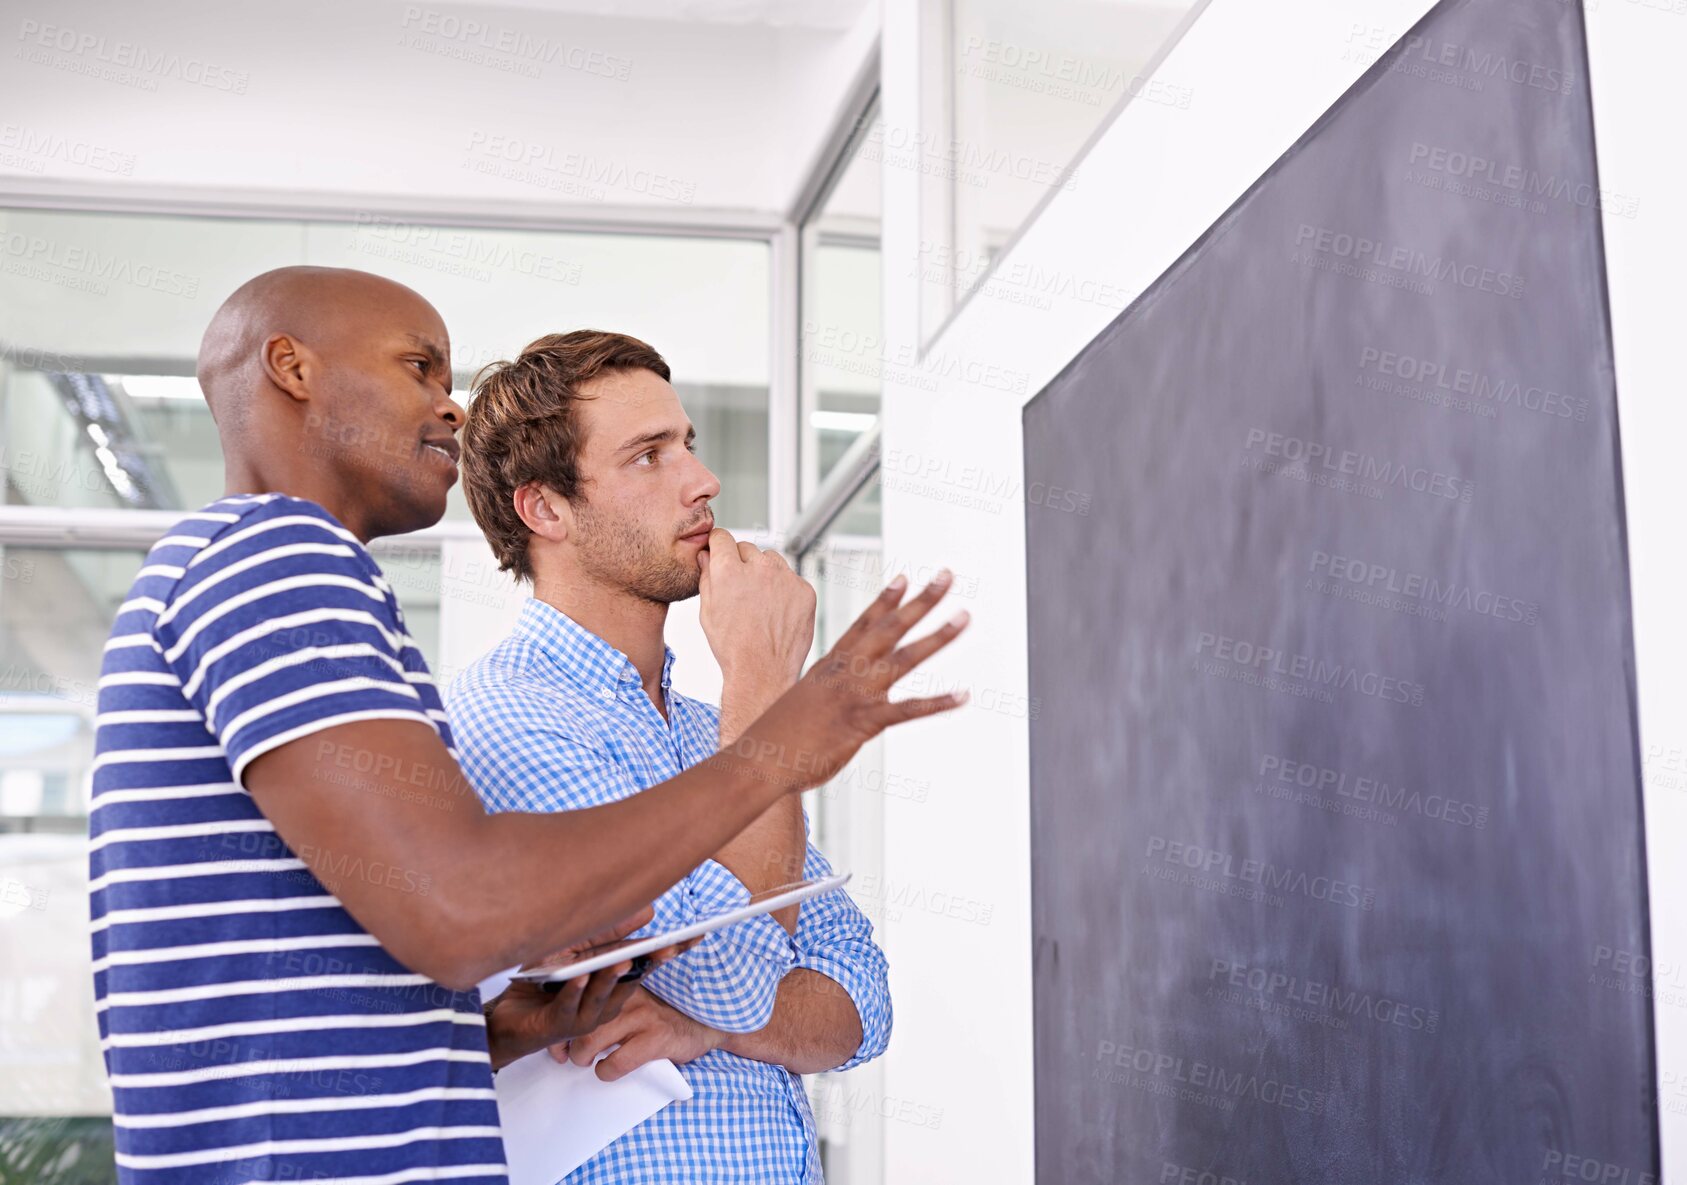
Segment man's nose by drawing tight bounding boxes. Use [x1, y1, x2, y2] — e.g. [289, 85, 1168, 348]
[438, 392, 467, 430]
[690, 456, 722, 503]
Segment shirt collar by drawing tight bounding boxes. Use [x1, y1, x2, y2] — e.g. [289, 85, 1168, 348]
[515, 597, 675, 703]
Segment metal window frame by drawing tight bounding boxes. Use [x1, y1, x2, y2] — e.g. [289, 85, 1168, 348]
[786, 65, 885, 563]
[917, 0, 1215, 354]
[0, 182, 798, 551]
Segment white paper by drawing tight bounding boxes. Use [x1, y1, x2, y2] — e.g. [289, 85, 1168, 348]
[494, 1049, 692, 1185]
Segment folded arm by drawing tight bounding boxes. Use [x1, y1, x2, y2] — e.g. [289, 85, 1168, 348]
[727, 844, 892, 1073]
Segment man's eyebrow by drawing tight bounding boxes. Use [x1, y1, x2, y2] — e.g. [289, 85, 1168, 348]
[615, 424, 696, 453]
[404, 334, 450, 368]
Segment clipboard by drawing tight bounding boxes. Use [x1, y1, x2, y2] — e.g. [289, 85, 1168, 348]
[511, 872, 851, 984]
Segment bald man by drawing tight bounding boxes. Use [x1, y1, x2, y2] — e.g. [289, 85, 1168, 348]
[89, 266, 969, 1185]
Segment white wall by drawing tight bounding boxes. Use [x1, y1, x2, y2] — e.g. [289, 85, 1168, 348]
[1586, 0, 1687, 1168]
[876, 2, 1438, 1180]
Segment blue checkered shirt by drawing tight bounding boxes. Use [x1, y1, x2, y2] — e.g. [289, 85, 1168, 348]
[447, 597, 891, 1184]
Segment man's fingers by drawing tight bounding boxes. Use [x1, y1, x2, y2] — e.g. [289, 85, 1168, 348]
[875, 690, 970, 729]
[828, 575, 911, 653]
[594, 978, 641, 1027]
[595, 1031, 664, 1083]
[874, 570, 955, 648]
[889, 610, 971, 680]
[735, 540, 759, 563]
[575, 962, 633, 1025]
[706, 528, 740, 565]
[640, 938, 699, 973]
[568, 1013, 627, 1066]
[583, 906, 654, 948]
[548, 1040, 571, 1064]
[547, 974, 588, 1012]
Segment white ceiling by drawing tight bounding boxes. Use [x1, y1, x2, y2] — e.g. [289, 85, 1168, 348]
[425, 0, 875, 30]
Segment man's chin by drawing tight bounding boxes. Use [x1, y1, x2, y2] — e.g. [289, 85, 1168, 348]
[649, 560, 702, 604]
[372, 490, 449, 541]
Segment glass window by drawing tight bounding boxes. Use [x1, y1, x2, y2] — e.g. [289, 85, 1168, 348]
[800, 101, 882, 533]
[0, 207, 774, 530]
[797, 475, 888, 1183]
[920, 0, 1202, 339]
[0, 203, 776, 1179]
[0, 537, 440, 1174]
[0, 546, 142, 1173]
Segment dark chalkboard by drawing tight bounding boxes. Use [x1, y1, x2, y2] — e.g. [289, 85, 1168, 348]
[1023, 1, 1655, 1182]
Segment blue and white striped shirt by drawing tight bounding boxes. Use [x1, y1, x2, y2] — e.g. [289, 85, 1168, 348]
[448, 597, 892, 1184]
[90, 494, 505, 1185]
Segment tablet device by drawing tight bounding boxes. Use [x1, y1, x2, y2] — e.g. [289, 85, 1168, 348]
[512, 872, 852, 984]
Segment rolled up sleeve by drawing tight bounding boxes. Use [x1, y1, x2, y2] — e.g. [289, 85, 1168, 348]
[641, 858, 798, 1033]
[791, 846, 892, 1071]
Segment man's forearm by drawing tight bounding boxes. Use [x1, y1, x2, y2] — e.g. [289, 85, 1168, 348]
[454, 748, 805, 983]
[719, 969, 863, 1074]
[711, 668, 808, 931]
[250, 718, 798, 991]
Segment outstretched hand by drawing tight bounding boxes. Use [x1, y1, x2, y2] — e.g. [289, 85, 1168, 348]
[715, 569, 972, 794]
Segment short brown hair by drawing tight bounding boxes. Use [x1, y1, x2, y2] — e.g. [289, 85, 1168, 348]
[460, 330, 670, 581]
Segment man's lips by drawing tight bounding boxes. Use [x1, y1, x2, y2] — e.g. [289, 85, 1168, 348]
[680, 521, 713, 544]
[420, 438, 460, 468]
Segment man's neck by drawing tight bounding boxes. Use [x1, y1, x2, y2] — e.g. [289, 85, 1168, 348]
[530, 572, 670, 714]
[223, 460, 372, 543]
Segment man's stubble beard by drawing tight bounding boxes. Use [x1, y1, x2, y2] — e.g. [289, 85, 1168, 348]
[573, 500, 700, 605]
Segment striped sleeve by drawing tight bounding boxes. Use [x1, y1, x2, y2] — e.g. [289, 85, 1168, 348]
[152, 498, 435, 784]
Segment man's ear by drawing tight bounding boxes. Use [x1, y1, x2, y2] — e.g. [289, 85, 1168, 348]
[512, 483, 572, 546]
[261, 333, 315, 403]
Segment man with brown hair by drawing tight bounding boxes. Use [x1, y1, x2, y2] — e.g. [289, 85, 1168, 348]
[90, 269, 968, 1185]
[449, 330, 922, 1182]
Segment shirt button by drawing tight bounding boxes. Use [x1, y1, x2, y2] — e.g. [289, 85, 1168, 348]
[599, 688, 616, 702]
